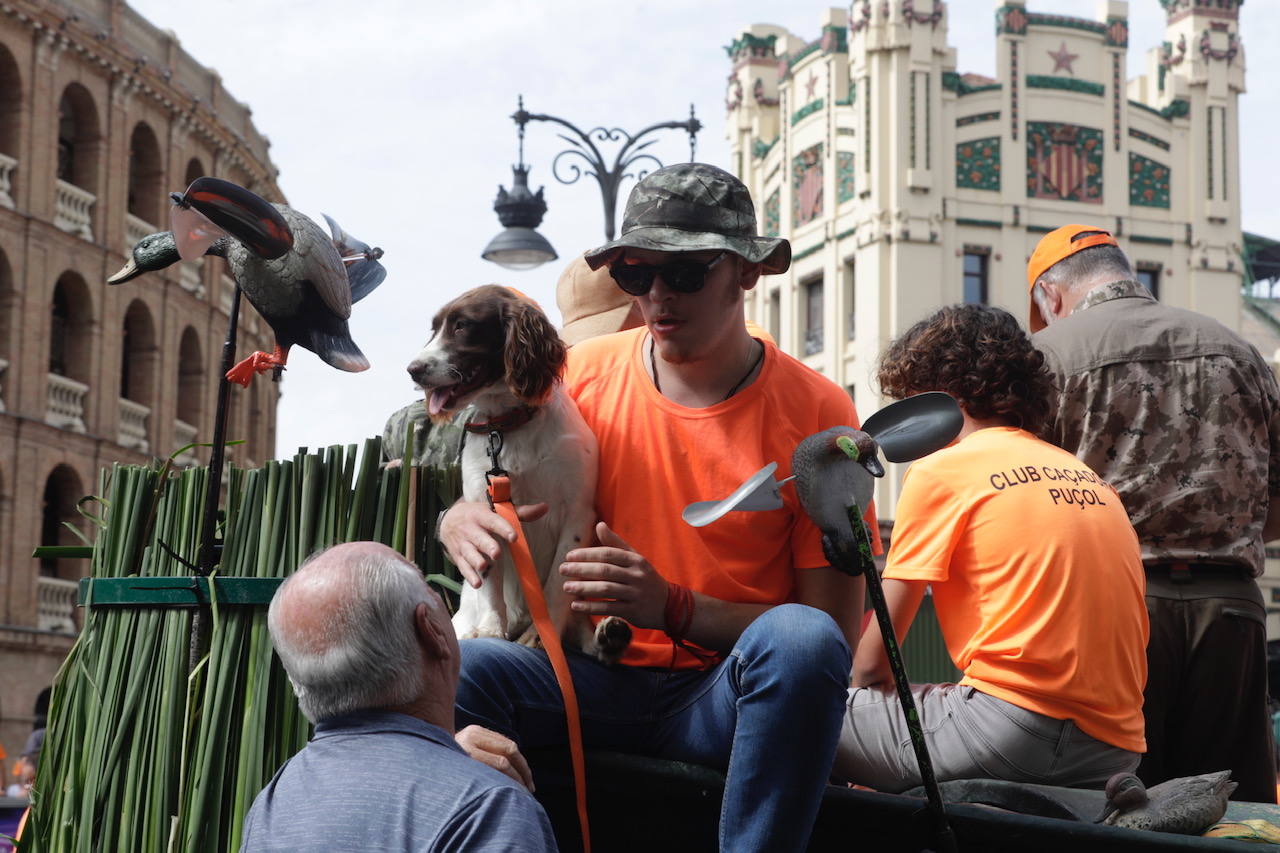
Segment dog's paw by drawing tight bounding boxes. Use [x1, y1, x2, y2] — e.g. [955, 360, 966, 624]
[592, 616, 632, 665]
[515, 624, 544, 649]
[472, 614, 506, 640]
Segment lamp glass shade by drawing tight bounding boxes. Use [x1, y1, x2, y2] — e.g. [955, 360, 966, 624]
[482, 226, 558, 271]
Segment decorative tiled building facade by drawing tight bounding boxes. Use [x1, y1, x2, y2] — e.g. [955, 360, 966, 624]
[726, 0, 1249, 512]
[0, 0, 282, 763]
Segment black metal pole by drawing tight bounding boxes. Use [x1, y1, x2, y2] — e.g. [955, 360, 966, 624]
[190, 285, 242, 671]
[850, 513, 958, 853]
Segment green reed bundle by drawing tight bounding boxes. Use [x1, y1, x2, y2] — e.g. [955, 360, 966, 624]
[22, 436, 460, 852]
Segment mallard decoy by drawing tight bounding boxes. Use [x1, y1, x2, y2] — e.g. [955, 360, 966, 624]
[791, 426, 884, 573]
[1095, 771, 1236, 834]
[109, 177, 386, 386]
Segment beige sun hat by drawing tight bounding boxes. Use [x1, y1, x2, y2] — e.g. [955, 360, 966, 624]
[556, 253, 642, 346]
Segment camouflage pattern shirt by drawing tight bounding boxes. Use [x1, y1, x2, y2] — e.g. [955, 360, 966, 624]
[382, 400, 470, 468]
[1034, 279, 1280, 575]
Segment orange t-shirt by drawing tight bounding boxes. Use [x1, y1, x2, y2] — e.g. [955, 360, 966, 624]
[564, 327, 879, 669]
[884, 427, 1147, 753]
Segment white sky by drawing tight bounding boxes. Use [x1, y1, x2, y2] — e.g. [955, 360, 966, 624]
[123, 0, 1279, 458]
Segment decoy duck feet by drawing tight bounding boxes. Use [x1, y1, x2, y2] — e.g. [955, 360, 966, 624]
[226, 346, 288, 387]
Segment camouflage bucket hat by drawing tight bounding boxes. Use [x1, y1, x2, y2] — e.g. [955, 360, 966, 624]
[583, 163, 791, 275]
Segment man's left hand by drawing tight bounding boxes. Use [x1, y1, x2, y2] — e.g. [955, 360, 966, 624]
[455, 725, 535, 793]
[560, 522, 668, 630]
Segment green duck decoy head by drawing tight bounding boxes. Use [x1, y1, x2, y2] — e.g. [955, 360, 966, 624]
[108, 231, 184, 285]
[792, 427, 884, 576]
[1096, 770, 1235, 834]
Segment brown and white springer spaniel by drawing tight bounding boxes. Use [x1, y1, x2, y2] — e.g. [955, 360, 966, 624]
[407, 285, 630, 663]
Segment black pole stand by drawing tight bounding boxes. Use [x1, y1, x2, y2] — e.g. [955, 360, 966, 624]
[189, 286, 242, 672]
[849, 514, 958, 853]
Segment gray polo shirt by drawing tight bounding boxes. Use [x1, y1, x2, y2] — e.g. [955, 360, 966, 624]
[241, 711, 557, 852]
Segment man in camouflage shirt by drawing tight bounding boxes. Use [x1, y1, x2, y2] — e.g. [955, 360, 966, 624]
[1030, 224, 1280, 803]
[381, 400, 467, 468]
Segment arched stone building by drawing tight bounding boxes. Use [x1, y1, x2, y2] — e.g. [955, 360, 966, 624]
[0, 0, 282, 762]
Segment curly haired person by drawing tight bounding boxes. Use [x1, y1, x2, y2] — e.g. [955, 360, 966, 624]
[832, 304, 1149, 792]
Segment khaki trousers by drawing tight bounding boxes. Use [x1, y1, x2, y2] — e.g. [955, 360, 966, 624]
[833, 682, 1139, 793]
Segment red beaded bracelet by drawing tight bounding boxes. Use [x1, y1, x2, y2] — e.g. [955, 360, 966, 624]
[664, 582, 695, 642]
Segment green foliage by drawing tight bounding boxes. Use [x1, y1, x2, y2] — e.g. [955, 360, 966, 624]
[22, 439, 460, 852]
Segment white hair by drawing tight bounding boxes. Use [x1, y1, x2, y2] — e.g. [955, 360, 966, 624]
[268, 548, 432, 724]
[1033, 244, 1134, 326]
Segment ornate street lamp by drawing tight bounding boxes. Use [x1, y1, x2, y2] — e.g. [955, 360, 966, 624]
[482, 95, 702, 270]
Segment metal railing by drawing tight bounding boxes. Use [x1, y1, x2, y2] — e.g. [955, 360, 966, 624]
[46, 373, 89, 432]
[0, 151, 15, 209]
[54, 179, 95, 241]
[173, 419, 199, 467]
[37, 576, 79, 634]
[118, 398, 150, 452]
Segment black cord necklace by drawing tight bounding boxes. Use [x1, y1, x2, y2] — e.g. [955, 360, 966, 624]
[650, 336, 765, 403]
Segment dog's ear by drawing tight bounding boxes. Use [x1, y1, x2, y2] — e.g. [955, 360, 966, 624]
[504, 298, 566, 404]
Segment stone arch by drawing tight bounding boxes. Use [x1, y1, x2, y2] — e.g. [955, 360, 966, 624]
[120, 299, 157, 405]
[48, 271, 93, 382]
[126, 122, 163, 225]
[0, 42, 23, 204]
[55, 83, 101, 191]
[33, 687, 50, 727]
[0, 246, 13, 399]
[184, 156, 205, 188]
[38, 464, 84, 581]
[176, 325, 204, 428]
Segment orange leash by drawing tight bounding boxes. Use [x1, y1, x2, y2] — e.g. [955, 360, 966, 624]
[488, 474, 591, 853]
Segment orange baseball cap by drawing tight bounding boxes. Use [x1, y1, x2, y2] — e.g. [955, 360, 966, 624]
[1026, 224, 1119, 331]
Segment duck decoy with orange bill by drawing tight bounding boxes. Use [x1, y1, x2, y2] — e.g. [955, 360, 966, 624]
[1095, 771, 1236, 834]
[109, 177, 386, 386]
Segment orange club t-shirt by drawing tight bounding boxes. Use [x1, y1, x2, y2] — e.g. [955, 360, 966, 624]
[885, 426, 1147, 753]
[564, 327, 880, 669]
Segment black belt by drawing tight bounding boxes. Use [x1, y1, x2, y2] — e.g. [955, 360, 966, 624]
[1145, 561, 1252, 583]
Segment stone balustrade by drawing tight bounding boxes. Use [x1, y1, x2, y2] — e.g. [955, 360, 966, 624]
[173, 418, 199, 467]
[124, 212, 154, 255]
[0, 152, 15, 209]
[179, 257, 205, 296]
[54, 179, 95, 241]
[118, 398, 150, 452]
[37, 576, 79, 634]
[0, 356, 8, 412]
[46, 373, 88, 432]
[220, 275, 236, 314]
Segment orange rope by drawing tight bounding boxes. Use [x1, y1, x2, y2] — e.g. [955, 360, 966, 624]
[488, 475, 591, 853]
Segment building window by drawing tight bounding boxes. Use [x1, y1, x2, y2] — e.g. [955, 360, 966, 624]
[803, 276, 824, 356]
[1136, 264, 1161, 300]
[845, 384, 856, 406]
[843, 260, 856, 341]
[767, 288, 781, 344]
[963, 249, 989, 304]
[49, 285, 69, 376]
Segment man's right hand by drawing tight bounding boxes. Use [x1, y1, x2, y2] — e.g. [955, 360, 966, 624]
[439, 500, 549, 588]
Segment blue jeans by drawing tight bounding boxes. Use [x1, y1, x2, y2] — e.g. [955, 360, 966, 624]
[455, 604, 851, 853]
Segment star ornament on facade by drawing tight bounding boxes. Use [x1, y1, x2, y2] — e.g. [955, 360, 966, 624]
[805, 72, 819, 101]
[1049, 41, 1079, 75]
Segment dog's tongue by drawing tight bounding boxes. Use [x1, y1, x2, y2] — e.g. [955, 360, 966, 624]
[428, 388, 451, 416]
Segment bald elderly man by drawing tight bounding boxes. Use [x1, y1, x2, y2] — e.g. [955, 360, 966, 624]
[241, 542, 558, 852]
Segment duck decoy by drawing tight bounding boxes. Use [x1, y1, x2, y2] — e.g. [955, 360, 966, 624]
[1095, 771, 1236, 835]
[109, 177, 386, 386]
[681, 392, 961, 527]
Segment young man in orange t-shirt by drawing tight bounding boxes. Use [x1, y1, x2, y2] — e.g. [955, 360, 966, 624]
[832, 304, 1148, 792]
[439, 163, 875, 852]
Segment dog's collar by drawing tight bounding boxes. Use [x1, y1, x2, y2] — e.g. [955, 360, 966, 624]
[464, 405, 539, 435]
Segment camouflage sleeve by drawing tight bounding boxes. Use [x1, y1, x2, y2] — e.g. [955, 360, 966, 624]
[1250, 348, 1280, 497]
[383, 401, 428, 463]
[1033, 336, 1070, 449]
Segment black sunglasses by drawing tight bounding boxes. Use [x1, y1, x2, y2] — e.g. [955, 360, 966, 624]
[608, 251, 730, 296]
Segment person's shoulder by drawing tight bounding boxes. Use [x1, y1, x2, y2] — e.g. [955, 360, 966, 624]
[443, 782, 557, 851]
[766, 343, 853, 406]
[565, 327, 643, 386]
